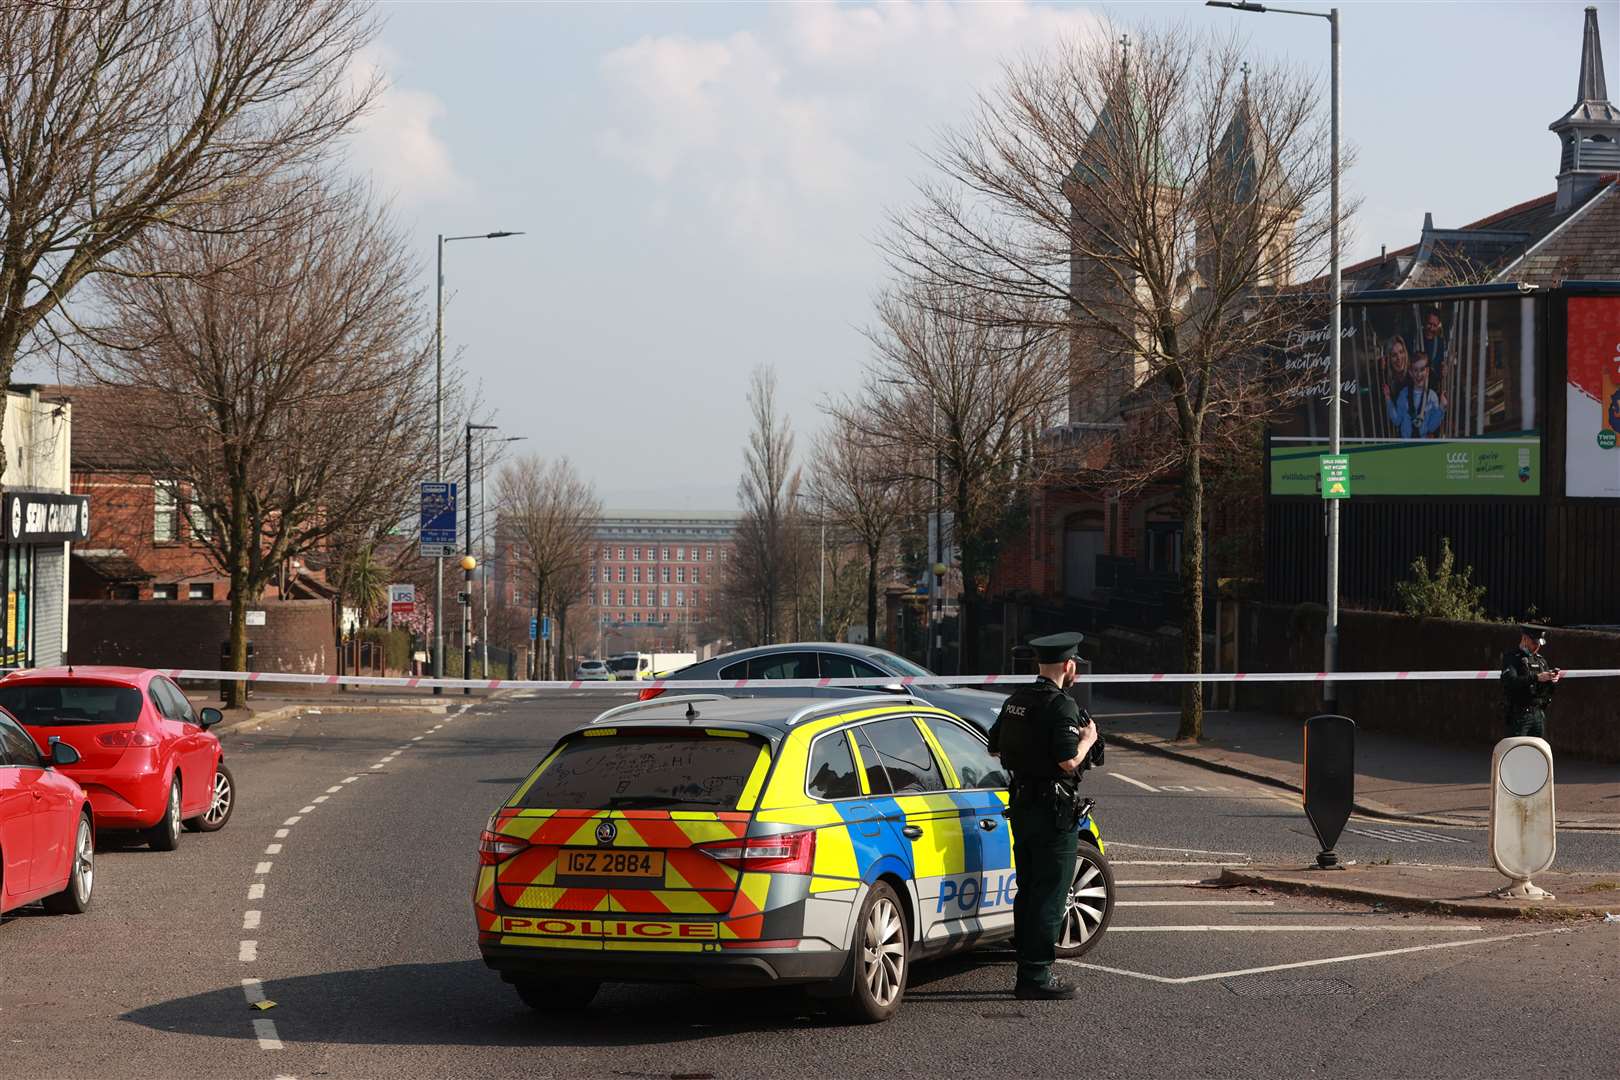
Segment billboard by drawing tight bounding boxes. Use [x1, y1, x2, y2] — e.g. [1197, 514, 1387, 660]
[1565, 295, 1620, 498]
[1269, 293, 1542, 496]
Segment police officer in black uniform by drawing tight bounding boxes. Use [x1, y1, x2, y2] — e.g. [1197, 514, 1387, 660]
[987, 631, 1100, 1000]
[1501, 625, 1561, 739]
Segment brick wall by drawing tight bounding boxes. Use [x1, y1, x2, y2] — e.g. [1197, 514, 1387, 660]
[1233, 602, 1620, 762]
[73, 470, 225, 598]
[68, 599, 334, 674]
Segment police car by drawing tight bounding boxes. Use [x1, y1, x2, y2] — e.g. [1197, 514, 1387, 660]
[473, 694, 1113, 1022]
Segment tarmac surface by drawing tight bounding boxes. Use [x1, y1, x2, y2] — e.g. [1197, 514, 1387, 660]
[1, 689, 1616, 1080]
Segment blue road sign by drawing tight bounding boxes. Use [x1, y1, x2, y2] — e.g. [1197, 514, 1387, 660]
[419, 482, 458, 558]
[529, 617, 538, 641]
[541, 615, 552, 641]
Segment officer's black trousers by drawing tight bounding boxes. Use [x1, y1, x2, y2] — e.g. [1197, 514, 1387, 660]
[1008, 797, 1078, 987]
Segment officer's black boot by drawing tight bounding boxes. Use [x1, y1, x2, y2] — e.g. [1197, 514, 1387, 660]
[1014, 977, 1077, 1000]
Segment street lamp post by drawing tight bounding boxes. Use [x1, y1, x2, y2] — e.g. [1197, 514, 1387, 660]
[459, 553, 477, 693]
[1206, 1, 1341, 701]
[465, 422, 497, 694]
[433, 230, 523, 694]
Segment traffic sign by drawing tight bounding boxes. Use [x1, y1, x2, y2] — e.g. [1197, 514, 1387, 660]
[388, 584, 416, 616]
[528, 617, 538, 641]
[419, 482, 458, 558]
[1319, 454, 1351, 499]
[541, 615, 551, 641]
[1303, 714, 1355, 868]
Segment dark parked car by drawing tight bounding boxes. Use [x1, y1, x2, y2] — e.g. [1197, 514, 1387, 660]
[643, 643, 1006, 732]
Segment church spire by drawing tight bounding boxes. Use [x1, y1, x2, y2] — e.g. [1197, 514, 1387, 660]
[1550, 6, 1620, 212]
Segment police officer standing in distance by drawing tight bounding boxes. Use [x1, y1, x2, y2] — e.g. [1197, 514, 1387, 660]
[1502, 625, 1561, 739]
[988, 632, 1100, 1000]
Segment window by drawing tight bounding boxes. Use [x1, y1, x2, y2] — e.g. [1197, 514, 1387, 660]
[154, 482, 179, 542]
[633, 567, 641, 584]
[855, 717, 945, 794]
[0, 682, 142, 727]
[601, 546, 610, 559]
[188, 498, 211, 540]
[589, 568, 596, 583]
[720, 549, 729, 562]
[691, 568, 702, 584]
[151, 583, 178, 600]
[632, 613, 641, 623]
[747, 652, 817, 680]
[924, 717, 1008, 790]
[676, 547, 685, 560]
[662, 547, 670, 559]
[676, 567, 685, 584]
[588, 592, 595, 607]
[632, 547, 640, 560]
[818, 654, 888, 681]
[707, 547, 715, 560]
[602, 590, 611, 605]
[0, 713, 41, 767]
[188, 583, 214, 601]
[616, 590, 626, 607]
[631, 589, 639, 606]
[516, 732, 768, 811]
[807, 732, 861, 799]
[616, 567, 626, 583]
[617, 547, 625, 560]
[660, 590, 669, 606]
[675, 590, 684, 607]
[660, 567, 670, 584]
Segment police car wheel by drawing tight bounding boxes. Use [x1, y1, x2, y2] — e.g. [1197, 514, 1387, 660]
[512, 977, 600, 1012]
[831, 880, 908, 1023]
[1054, 841, 1113, 959]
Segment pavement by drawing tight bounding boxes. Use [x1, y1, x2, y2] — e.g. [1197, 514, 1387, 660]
[1218, 864, 1620, 920]
[1092, 696, 1620, 831]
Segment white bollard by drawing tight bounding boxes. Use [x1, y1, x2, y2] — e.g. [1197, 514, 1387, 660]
[1488, 737, 1557, 900]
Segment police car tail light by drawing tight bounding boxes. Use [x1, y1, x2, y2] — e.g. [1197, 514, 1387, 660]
[698, 830, 816, 874]
[478, 829, 528, 865]
[637, 687, 666, 702]
[96, 730, 160, 749]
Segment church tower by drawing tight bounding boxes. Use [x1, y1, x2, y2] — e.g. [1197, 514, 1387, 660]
[1197, 68, 1300, 290]
[1550, 5, 1620, 213]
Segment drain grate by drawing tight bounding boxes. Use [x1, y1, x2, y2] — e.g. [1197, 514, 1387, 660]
[1222, 974, 1356, 998]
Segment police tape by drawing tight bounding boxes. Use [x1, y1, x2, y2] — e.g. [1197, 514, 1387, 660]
[156, 667, 1620, 692]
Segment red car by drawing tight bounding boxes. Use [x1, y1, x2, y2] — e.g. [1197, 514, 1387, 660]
[0, 668, 235, 851]
[0, 707, 94, 915]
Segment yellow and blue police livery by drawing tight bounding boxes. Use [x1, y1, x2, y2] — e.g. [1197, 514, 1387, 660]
[473, 694, 1113, 1022]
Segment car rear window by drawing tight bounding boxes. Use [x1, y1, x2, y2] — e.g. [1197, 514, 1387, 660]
[0, 683, 143, 726]
[515, 732, 768, 811]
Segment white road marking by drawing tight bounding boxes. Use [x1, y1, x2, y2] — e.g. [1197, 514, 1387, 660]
[1111, 860, 1247, 867]
[265, 844, 282, 855]
[1109, 772, 1159, 792]
[1115, 900, 1276, 907]
[243, 910, 261, 930]
[255, 861, 273, 874]
[1065, 926, 1571, 984]
[397, 745, 411, 750]
[411, 736, 424, 741]
[1118, 880, 1204, 887]
[299, 805, 316, 814]
[313, 795, 328, 804]
[239, 940, 258, 962]
[370, 763, 386, 769]
[274, 829, 289, 839]
[326, 785, 343, 794]
[248, 883, 265, 901]
[432, 724, 443, 730]
[253, 1018, 283, 1051]
[283, 816, 302, 826]
[1346, 825, 1470, 845]
[1109, 924, 1485, 932]
[1108, 842, 1253, 857]
[241, 977, 265, 1004]
[342, 776, 359, 783]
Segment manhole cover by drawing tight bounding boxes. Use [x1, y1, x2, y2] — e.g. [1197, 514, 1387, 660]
[1222, 974, 1356, 998]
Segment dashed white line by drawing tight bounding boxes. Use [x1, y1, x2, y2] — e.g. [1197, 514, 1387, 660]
[283, 816, 302, 826]
[241, 977, 265, 1004]
[239, 940, 258, 961]
[1109, 924, 1486, 932]
[1109, 772, 1159, 792]
[370, 762, 386, 769]
[313, 795, 329, 804]
[265, 843, 282, 855]
[299, 805, 316, 814]
[243, 910, 262, 930]
[274, 829, 289, 839]
[253, 1018, 283, 1051]
[1119, 880, 1203, 886]
[255, 861, 273, 874]
[248, 883, 265, 900]
[326, 784, 344, 794]
[411, 736, 424, 742]
[342, 776, 359, 784]
[1108, 843, 1253, 857]
[1111, 860, 1246, 867]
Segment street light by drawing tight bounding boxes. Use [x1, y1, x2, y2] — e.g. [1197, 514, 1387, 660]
[792, 490, 827, 639]
[464, 422, 498, 694]
[459, 553, 477, 694]
[433, 229, 524, 694]
[1206, 1, 1341, 701]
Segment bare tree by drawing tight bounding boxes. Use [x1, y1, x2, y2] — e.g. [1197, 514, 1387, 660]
[731, 366, 797, 644]
[887, 25, 1341, 735]
[837, 285, 1067, 673]
[86, 173, 436, 706]
[808, 413, 910, 645]
[497, 454, 600, 679]
[0, 0, 381, 464]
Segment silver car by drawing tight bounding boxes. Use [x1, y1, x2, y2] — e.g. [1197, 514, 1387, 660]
[572, 659, 612, 681]
[651, 643, 1006, 732]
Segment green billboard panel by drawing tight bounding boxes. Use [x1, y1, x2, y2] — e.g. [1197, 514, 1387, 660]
[1271, 438, 1540, 496]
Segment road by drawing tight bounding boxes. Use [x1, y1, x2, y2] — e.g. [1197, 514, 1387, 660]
[1, 690, 1615, 1080]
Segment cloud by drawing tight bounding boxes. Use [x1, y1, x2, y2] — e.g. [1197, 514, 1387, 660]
[344, 44, 466, 206]
[594, 1, 1104, 268]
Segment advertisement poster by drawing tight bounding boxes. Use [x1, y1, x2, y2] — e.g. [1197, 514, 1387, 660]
[1269, 293, 1542, 495]
[1565, 296, 1620, 498]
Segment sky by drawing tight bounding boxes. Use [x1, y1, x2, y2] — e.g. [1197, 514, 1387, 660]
[299, 1, 1620, 509]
